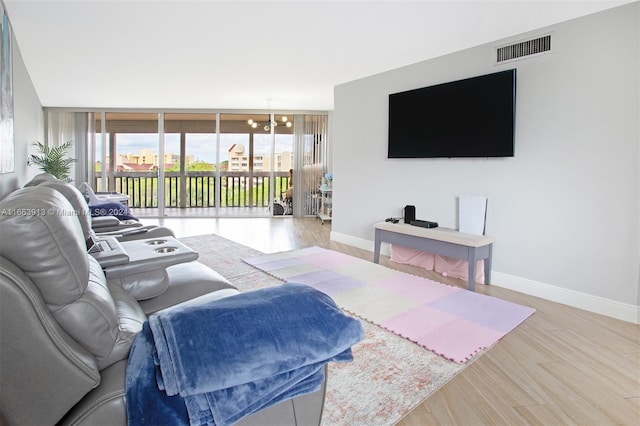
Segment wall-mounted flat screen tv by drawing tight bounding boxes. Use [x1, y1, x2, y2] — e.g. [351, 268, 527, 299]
[388, 69, 516, 158]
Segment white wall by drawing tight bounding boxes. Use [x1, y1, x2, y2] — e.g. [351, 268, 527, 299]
[0, 19, 43, 198]
[332, 3, 639, 320]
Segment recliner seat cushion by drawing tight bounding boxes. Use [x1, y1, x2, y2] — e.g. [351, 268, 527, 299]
[139, 261, 236, 315]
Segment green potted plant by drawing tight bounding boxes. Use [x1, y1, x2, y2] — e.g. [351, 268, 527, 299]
[27, 141, 76, 182]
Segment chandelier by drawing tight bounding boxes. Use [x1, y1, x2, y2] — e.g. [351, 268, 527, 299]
[247, 115, 292, 131]
[247, 99, 292, 131]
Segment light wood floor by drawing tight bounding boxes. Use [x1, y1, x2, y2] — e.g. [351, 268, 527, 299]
[152, 216, 640, 425]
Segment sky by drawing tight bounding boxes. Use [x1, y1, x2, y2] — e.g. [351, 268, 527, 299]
[99, 132, 294, 163]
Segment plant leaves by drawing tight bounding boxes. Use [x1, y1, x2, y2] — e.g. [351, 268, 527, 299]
[27, 141, 76, 182]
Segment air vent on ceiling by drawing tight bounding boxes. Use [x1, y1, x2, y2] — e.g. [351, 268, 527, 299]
[496, 34, 552, 64]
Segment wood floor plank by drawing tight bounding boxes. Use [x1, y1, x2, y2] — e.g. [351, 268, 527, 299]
[165, 217, 640, 426]
[548, 330, 640, 398]
[538, 360, 639, 424]
[465, 343, 549, 407]
[513, 402, 579, 426]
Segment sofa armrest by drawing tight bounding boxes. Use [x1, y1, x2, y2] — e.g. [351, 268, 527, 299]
[89, 237, 130, 268]
[91, 215, 122, 229]
[102, 237, 198, 300]
[104, 237, 198, 279]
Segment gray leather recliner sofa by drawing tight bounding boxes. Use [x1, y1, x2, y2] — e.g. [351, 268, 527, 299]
[26, 173, 176, 242]
[0, 185, 325, 425]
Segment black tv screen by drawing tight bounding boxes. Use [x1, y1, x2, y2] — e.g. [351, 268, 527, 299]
[388, 69, 516, 158]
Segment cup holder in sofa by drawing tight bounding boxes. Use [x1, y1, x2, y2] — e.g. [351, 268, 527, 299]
[145, 239, 168, 246]
[155, 246, 178, 254]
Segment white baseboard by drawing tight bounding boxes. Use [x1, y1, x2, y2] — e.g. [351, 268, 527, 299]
[330, 231, 640, 324]
[330, 231, 378, 252]
[491, 272, 639, 324]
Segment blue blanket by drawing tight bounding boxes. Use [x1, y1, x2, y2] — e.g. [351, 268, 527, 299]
[126, 283, 364, 425]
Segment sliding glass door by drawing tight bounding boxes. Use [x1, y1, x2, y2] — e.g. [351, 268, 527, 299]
[84, 110, 326, 218]
[218, 113, 294, 216]
[92, 113, 160, 213]
[163, 113, 217, 213]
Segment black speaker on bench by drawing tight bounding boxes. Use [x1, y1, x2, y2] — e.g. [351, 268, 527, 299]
[404, 205, 415, 224]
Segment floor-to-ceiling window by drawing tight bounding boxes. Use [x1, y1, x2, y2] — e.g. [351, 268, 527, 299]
[164, 113, 217, 213]
[80, 110, 326, 218]
[93, 113, 160, 211]
[219, 113, 260, 216]
[219, 113, 294, 216]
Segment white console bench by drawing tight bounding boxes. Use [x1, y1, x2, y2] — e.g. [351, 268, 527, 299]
[373, 221, 494, 291]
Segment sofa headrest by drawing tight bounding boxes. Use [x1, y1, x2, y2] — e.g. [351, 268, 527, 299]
[0, 186, 89, 306]
[39, 180, 92, 240]
[23, 172, 58, 187]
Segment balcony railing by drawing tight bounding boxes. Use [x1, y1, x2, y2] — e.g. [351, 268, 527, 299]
[94, 171, 291, 209]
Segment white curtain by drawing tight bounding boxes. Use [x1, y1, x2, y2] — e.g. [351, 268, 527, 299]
[44, 110, 89, 184]
[293, 114, 328, 217]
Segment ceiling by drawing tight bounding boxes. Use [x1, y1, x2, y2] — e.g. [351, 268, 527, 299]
[4, 0, 632, 111]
